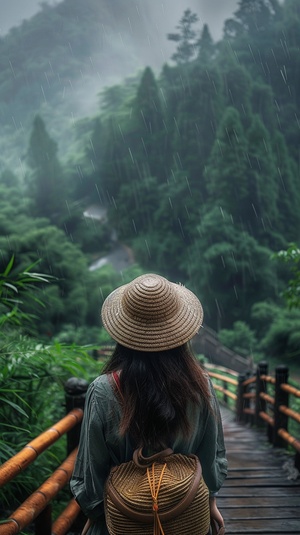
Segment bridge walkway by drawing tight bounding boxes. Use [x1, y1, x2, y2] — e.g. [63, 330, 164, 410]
[219, 407, 300, 534]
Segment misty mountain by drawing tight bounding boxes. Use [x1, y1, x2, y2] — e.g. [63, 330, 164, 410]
[0, 0, 237, 175]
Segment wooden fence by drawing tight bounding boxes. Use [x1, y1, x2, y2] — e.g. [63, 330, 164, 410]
[0, 378, 89, 535]
[192, 326, 252, 374]
[207, 361, 300, 471]
[234, 361, 300, 470]
[0, 362, 299, 534]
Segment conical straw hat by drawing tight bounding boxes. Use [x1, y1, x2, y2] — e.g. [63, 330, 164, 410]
[101, 273, 203, 351]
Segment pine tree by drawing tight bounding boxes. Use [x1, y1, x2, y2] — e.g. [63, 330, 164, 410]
[171, 63, 224, 200]
[244, 115, 279, 242]
[251, 82, 276, 133]
[272, 131, 300, 241]
[131, 67, 167, 182]
[234, 0, 278, 34]
[220, 61, 253, 127]
[168, 9, 199, 64]
[26, 115, 67, 223]
[185, 206, 277, 329]
[205, 107, 248, 222]
[197, 24, 215, 63]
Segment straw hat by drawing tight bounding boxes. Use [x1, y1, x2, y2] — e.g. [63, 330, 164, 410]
[101, 273, 203, 351]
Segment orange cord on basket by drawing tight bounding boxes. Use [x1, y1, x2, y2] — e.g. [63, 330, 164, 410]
[147, 463, 167, 535]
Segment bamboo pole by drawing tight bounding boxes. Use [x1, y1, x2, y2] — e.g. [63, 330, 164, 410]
[0, 449, 77, 535]
[51, 499, 81, 535]
[0, 409, 82, 488]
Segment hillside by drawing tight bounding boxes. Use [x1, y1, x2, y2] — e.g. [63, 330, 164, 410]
[0, 0, 299, 364]
[0, 0, 235, 173]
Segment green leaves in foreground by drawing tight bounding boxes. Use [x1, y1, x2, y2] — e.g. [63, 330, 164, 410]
[0, 255, 56, 330]
[0, 256, 102, 511]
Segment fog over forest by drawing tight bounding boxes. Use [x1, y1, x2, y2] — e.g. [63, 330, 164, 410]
[1, 0, 239, 39]
[0, 0, 299, 365]
[0, 0, 247, 173]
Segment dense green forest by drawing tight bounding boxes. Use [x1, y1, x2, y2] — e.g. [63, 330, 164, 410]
[1, 0, 300, 522]
[1, 0, 299, 361]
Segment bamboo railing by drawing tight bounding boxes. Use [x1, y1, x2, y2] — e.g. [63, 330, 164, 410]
[0, 378, 88, 535]
[231, 362, 300, 471]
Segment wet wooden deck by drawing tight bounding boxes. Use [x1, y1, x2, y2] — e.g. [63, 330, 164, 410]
[219, 407, 300, 534]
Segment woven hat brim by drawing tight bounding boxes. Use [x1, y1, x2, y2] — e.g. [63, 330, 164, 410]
[101, 282, 203, 352]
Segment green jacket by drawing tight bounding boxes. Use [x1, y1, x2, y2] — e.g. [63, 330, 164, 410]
[70, 373, 227, 534]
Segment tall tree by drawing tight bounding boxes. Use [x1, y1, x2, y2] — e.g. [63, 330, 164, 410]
[130, 169, 200, 280]
[131, 67, 167, 182]
[185, 206, 277, 330]
[204, 106, 248, 222]
[197, 24, 215, 63]
[272, 132, 300, 241]
[168, 9, 199, 64]
[220, 61, 253, 127]
[233, 0, 279, 34]
[26, 115, 67, 223]
[244, 115, 279, 243]
[171, 63, 224, 199]
[101, 68, 167, 211]
[250, 82, 276, 133]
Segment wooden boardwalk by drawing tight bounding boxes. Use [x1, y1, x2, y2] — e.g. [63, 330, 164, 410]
[219, 407, 300, 534]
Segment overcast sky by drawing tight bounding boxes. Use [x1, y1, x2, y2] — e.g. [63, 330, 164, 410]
[0, 0, 56, 35]
[0, 0, 239, 39]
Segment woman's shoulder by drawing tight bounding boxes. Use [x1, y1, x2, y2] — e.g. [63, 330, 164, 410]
[87, 373, 116, 402]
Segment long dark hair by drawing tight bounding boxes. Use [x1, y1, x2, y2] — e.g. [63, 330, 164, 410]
[103, 342, 211, 450]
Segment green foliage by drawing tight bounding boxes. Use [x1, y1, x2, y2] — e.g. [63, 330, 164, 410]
[220, 62, 253, 123]
[205, 106, 248, 220]
[250, 297, 300, 362]
[197, 24, 215, 63]
[0, 0, 300, 372]
[0, 255, 55, 332]
[245, 114, 279, 241]
[185, 207, 277, 329]
[170, 62, 224, 191]
[273, 244, 300, 309]
[259, 309, 300, 360]
[272, 134, 300, 241]
[26, 115, 68, 224]
[0, 221, 91, 337]
[251, 300, 281, 339]
[0, 334, 101, 511]
[0, 258, 101, 511]
[131, 67, 167, 182]
[219, 321, 258, 357]
[168, 9, 200, 64]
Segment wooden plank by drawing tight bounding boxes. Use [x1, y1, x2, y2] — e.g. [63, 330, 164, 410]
[219, 406, 300, 534]
[222, 506, 300, 519]
[218, 486, 300, 496]
[224, 478, 299, 486]
[227, 459, 282, 469]
[224, 518, 300, 533]
[218, 497, 300, 507]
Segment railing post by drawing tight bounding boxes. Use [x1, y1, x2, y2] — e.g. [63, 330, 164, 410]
[244, 371, 253, 425]
[35, 504, 52, 535]
[273, 365, 289, 448]
[64, 377, 89, 455]
[236, 373, 246, 423]
[255, 361, 268, 427]
[295, 452, 300, 473]
[223, 380, 228, 405]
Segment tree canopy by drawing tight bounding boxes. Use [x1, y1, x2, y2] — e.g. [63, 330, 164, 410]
[0, 0, 299, 356]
